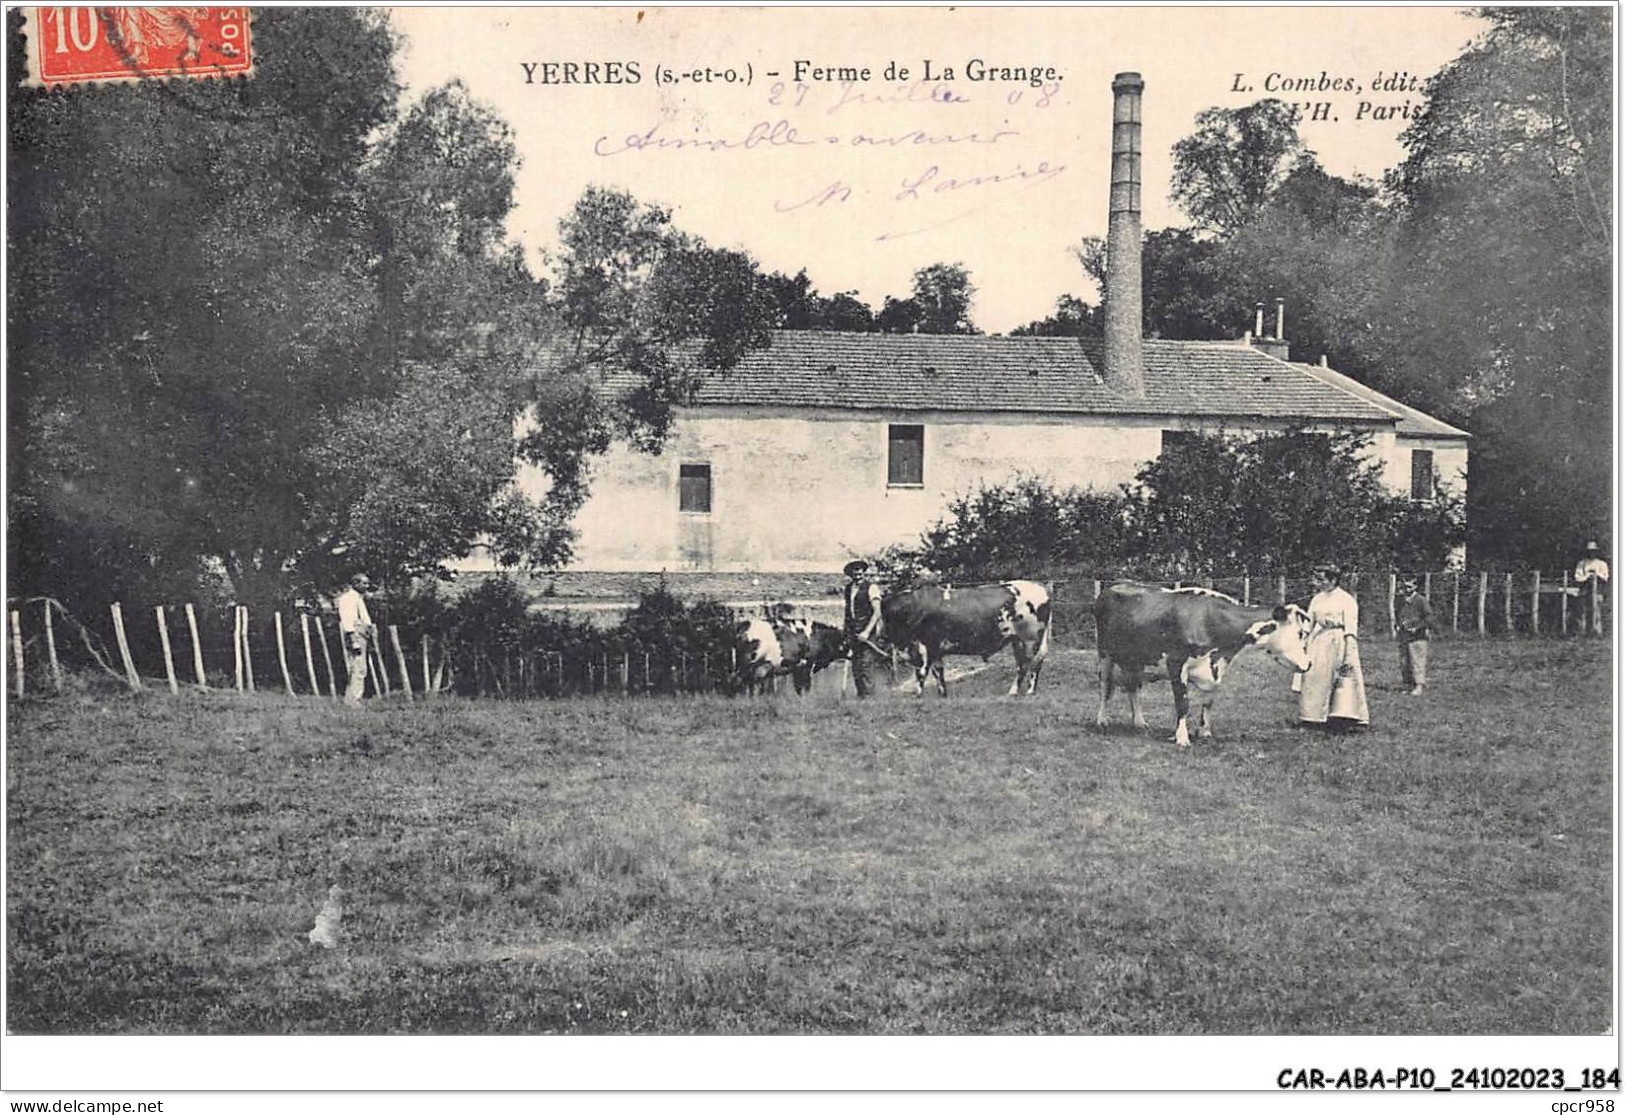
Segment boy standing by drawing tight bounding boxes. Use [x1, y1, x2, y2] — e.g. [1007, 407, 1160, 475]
[1395, 577, 1432, 695]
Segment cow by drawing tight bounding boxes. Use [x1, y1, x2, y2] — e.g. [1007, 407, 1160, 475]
[859, 580, 1052, 697]
[1093, 583, 1312, 745]
[735, 616, 849, 695]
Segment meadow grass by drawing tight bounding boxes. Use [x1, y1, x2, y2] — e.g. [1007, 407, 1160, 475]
[6, 637, 1612, 1034]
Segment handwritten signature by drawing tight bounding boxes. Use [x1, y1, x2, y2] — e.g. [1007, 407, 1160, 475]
[774, 159, 1069, 240]
[593, 119, 1018, 157]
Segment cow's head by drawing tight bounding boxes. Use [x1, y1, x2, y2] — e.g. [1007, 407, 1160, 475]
[1245, 605, 1313, 672]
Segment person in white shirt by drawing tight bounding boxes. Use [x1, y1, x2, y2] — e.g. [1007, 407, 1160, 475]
[1573, 541, 1609, 635]
[334, 573, 375, 705]
[1298, 565, 1369, 731]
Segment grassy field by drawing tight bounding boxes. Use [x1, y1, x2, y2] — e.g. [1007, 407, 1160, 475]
[6, 637, 1613, 1034]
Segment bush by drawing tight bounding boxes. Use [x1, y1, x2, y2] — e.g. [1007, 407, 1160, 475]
[902, 432, 1466, 582]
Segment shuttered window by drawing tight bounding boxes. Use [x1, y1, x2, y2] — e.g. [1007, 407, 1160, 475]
[888, 424, 924, 487]
[1410, 449, 1434, 501]
[679, 463, 712, 513]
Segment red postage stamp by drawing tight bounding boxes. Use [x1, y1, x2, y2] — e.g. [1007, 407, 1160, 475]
[23, 7, 254, 88]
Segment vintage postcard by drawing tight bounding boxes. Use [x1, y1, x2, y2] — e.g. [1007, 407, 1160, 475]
[5, 4, 1615, 1105]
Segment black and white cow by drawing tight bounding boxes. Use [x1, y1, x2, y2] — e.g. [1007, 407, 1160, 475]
[1093, 583, 1312, 745]
[735, 617, 848, 695]
[860, 580, 1052, 697]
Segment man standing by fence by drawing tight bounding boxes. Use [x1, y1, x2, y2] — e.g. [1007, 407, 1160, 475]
[335, 572, 375, 705]
[1572, 541, 1609, 635]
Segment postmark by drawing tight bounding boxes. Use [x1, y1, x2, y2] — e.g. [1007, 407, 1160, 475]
[23, 6, 253, 88]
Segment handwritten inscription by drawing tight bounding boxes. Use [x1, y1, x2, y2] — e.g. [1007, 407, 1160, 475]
[594, 120, 1020, 157]
[776, 159, 1069, 240]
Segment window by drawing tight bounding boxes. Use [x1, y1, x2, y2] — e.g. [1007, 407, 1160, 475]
[1410, 449, 1434, 501]
[888, 424, 924, 486]
[679, 463, 712, 513]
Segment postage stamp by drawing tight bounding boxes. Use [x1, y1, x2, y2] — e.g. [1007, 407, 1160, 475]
[23, 7, 253, 88]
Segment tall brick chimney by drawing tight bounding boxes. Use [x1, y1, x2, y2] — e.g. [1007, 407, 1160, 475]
[1104, 72, 1145, 398]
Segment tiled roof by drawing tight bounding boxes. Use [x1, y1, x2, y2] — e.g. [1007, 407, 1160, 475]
[1287, 361, 1471, 439]
[618, 331, 1400, 423]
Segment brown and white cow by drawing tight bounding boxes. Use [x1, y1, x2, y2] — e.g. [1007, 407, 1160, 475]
[1093, 584, 1312, 745]
[735, 616, 848, 695]
[861, 580, 1052, 697]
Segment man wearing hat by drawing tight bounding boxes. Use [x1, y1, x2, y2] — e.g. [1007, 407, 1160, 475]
[1573, 541, 1609, 635]
[842, 559, 883, 697]
[335, 571, 376, 705]
[1394, 576, 1432, 696]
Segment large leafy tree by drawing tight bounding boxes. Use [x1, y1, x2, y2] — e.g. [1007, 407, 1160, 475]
[1169, 99, 1306, 236]
[8, 8, 402, 608]
[7, 12, 774, 610]
[1380, 6, 1612, 565]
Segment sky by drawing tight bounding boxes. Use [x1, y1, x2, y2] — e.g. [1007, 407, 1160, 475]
[389, 5, 1484, 335]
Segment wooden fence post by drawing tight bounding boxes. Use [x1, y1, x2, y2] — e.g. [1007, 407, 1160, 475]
[1590, 576, 1603, 636]
[10, 609, 25, 698]
[1277, 575, 1287, 605]
[239, 606, 257, 692]
[1241, 574, 1251, 606]
[43, 601, 62, 693]
[1451, 571, 1460, 634]
[1387, 573, 1398, 639]
[1560, 570, 1570, 634]
[1530, 571, 1541, 635]
[389, 625, 414, 699]
[422, 634, 433, 695]
[1503, 573, 1514, 634]
[369, 639, 390, 696]
[185, 603, 207, 688]
[314, 616, 338, 699]
[1476, 572, 1488, 636]
[156, 606, 179, 694]
[300, 614, 319, 696]
[274, 612, 295, 694]
[233, 606, 244, 692]
[111, 602, 140, 691]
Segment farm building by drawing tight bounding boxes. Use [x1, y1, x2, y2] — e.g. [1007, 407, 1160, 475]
[514, 327, 1468, 575]
[492, 70, 1466, 576]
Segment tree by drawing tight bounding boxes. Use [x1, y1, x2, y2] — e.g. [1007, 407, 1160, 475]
[7, 8, 403, 609]
[1008, 294, 1100, 338]
[1381, 7, 1612, 565]
[763, 269, 878, 332]
[877, 262, 979, 334]
[1170, 99, 1305, 235]
[537, 186, 778, 510]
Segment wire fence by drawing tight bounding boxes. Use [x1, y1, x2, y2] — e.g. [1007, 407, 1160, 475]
[4, 569, 1606, 701]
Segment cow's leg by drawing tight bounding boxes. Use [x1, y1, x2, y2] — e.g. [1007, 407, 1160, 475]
[911, 643, 929, 697]
[1168, 661, 1192, 746]
[1127, 671, 1148, 730]
[931, 652, 948, 697]
[792, 663, 812, 695]
[1025, 635, 1047, 695]
[1008, 641, 1028, 697]
[1096, 653, 1115, 726]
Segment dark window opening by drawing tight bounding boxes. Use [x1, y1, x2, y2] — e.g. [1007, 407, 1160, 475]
[679, 463, 712, 513]
[888, 425, 924, 486]
[1410, 449, 1434, 501]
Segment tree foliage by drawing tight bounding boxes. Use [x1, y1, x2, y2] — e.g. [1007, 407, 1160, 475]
[903, 433, 1465, 582]
[1170, 99, 1306, 236]
[7, 13, 781, 609]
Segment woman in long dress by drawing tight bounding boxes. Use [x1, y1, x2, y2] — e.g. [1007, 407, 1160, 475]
[1298, 565, 1369, 731]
